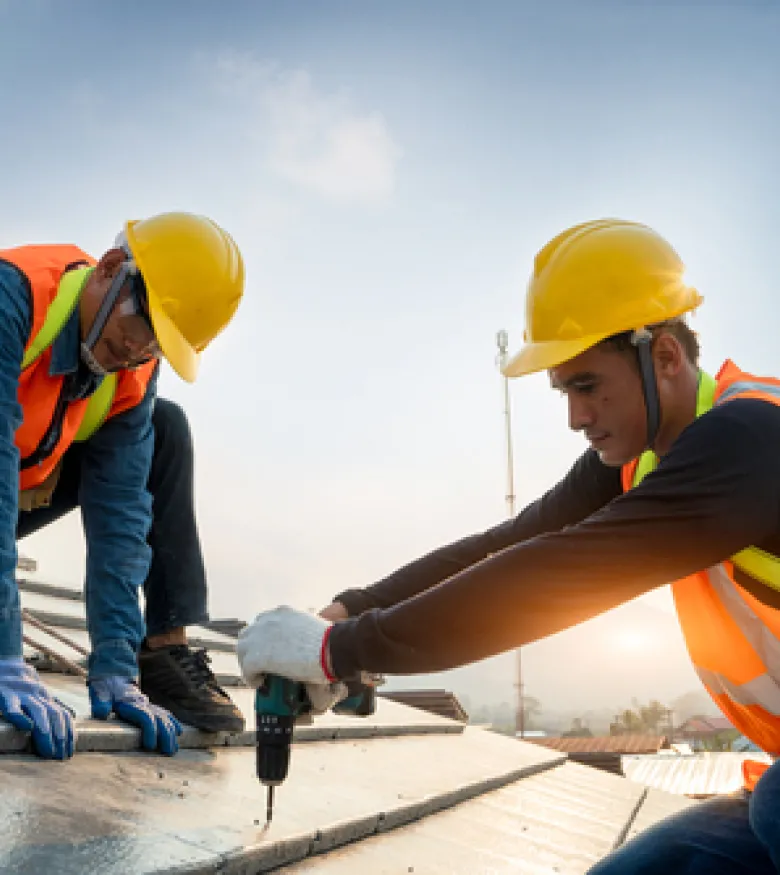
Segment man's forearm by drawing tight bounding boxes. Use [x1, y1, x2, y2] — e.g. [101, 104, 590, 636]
[0, 265, 32, 661]
[333, 450, 621, 616]
[0, 579, 23, 660]
[0, 435, 23, 660]
[327, 524, 687, 679]
[327, 410, 777, 679]
[333, 527, 511, 615]
[81, 375, 157, 679]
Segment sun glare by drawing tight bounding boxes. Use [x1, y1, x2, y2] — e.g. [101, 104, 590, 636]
[615, 630, 648, 653]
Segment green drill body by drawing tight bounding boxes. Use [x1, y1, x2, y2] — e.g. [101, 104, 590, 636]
[255, 675, 376, 824]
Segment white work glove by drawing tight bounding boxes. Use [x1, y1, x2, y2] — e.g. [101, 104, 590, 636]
[237, 606, 348, 715]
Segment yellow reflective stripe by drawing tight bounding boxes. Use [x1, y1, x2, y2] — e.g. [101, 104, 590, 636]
[74, 374, 117, 442]
[696, 370, 717, 415]
[630, 371, 780, 593]
[732, 547, 780, 594]
[632, 449, 657, 485]
[714, 378, 780, 591]
[631, 371, 717, 488]
[21, 268, 92, 370]
[17, 265, 116, 443]
[697, 665, 780, 716]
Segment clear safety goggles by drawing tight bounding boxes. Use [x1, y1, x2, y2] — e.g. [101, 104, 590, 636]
[115, 262, 161, 366]
[82, 260, 161, 371]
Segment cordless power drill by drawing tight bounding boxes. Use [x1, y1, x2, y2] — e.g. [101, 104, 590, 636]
[255, 674, 376, 824]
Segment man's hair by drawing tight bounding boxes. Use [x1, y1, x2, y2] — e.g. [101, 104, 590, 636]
[602, 319, 700, 367]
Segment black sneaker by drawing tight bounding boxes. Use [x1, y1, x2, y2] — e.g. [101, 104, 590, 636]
[139, 644, 245, 733]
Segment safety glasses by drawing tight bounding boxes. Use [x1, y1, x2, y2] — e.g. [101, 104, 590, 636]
[114, 270, 161, 362]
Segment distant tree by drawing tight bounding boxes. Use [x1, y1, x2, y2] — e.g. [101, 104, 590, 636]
[639, 700, 672, 734]
[610, 708, 644, 735]
[471, 694, 544, 737]
[469, 705, 492, 725]
[520, 694, 542, 730]
[701, 729, 740, 752]
[610, 700, 673, 735]
[563, 717, 593, 738]
[671, 690, 720, 724]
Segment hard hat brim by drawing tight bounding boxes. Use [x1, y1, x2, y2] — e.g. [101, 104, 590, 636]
[145, 283, 200, 383]
[502, 332, 611, 378]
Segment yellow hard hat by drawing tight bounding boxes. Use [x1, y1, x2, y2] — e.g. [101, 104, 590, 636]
[125, 211, 245, 383]
[502, 219, 703, 378]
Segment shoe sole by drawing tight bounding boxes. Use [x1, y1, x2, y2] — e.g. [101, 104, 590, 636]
[142, 692, 246, 734]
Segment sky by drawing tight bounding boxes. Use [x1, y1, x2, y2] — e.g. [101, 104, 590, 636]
[1, 0, 779, 709]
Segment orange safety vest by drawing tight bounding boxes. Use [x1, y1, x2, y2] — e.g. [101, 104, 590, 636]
[0, 244, 157, 491]
[622, 360, 780, 791]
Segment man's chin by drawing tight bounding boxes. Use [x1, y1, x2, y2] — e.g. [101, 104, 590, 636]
[594, 445, 633, 468]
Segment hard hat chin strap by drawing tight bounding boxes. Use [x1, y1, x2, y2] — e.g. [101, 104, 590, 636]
[631, 328, 661, 451]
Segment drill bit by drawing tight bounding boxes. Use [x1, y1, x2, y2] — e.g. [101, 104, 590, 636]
[266, 785, 274, 825]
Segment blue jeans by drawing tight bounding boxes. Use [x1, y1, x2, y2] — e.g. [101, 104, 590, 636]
[17, 398, 209, 639]
[588, 759, 780, 874]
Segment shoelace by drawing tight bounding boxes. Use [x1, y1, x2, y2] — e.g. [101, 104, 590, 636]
[174, 646, 229, 697]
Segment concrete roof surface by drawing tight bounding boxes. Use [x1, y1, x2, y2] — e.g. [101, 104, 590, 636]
[0, 575, 697, 873]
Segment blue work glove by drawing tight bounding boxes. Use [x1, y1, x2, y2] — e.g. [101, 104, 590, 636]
[89, 677, 183, 756]
[0, 658, 75, 759]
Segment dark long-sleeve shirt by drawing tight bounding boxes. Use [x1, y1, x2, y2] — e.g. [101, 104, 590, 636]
[328, 395, 780, 678]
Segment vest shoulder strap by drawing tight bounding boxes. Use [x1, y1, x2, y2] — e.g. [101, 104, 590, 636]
[74, 374, 118, 442]
[20, 266, 118, 443]
[630, 370, 720, 489]
[629, 369, 780, 593]
[21, 268, 92, 370]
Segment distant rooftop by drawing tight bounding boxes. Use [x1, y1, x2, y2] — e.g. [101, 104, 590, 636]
[678, 716, 735, 735]
[531, 735, 669, 756]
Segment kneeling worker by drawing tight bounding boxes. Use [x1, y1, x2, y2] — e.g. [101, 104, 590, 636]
[0, 211, 244, 759]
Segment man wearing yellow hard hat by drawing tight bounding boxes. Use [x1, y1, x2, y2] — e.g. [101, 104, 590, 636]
[0, 211, 245, 759]
[238, 219, 780, 871]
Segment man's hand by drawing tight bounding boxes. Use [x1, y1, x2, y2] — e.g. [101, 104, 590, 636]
[237, 606, 347, 714]
[319, 601, 348, 622]
[0, 659, 76, 759]
[89, 677, 182, 756]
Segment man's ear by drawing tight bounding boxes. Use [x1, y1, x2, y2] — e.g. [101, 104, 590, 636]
[653, 331, 684, 378]
[94, 247, 127, 283]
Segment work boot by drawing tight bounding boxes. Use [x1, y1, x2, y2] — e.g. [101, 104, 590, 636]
[139, 644, 245, 733]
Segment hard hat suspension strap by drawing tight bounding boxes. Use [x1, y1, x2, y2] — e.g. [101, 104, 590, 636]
[80, 260, 135, 375]
[631, 328, 661, 450]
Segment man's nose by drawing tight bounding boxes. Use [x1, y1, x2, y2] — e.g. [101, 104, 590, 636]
[568, 395, 596, 432]
[125, 333, 160, 362]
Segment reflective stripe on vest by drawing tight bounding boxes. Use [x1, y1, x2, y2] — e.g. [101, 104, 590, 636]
[631, 371, 780, 594]
[695, 565, 780, 715]
[625, 363, 780, 775]
[22, 267, 118, 444]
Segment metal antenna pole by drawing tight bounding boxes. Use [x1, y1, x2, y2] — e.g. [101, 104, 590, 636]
[496, 330, 516, 519]
[495, 331, 523, 738]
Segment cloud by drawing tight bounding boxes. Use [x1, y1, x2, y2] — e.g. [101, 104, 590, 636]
[216, 55, 402, 204]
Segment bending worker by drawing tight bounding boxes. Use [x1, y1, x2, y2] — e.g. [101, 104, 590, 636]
[0, 212, 244, 759]
[240, 219, 780, 873]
